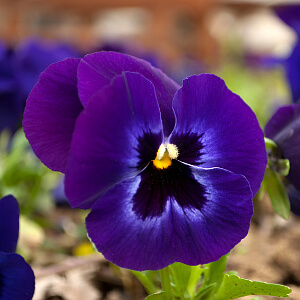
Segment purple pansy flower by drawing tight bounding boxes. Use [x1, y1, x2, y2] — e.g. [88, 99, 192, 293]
[265, 103, 300, 215]
[0, 195, 35, 299]
[274, 5, 300, 103]
[23, 51, 267, 270]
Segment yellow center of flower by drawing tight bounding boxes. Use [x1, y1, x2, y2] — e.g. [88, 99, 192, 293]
[152, 143, 179, 169]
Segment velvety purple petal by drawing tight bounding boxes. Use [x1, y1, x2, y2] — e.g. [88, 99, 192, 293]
[265, 104, 300, 189]
[77, 51, 179, 135]
[23, 58, 83, 172]
[65, 72, 163, 209]
[274, 5, 300, 35]
[86, 165, 253, 271]
[170, 74, 267, 196]
[0, 252, 35, 300]
[0, 195, 19, 253]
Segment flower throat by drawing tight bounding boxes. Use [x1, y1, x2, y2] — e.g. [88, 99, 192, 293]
[152, 143, 179, 169]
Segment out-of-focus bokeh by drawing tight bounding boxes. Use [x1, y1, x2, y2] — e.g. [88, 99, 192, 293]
[1, 0, 300, 299]
[0, 0, 296, 64]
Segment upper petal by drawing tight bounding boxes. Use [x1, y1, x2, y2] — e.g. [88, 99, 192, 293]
[65, 71, 163, 209]
[265, 104, 300, 189]
[77, 51, 180, 136]
[23, 58, 83, 172]
[0, 195, 19, 253]
[0, 252, 35, 300]
[86, 164, 253, 271]
[170, 74, 267, 196]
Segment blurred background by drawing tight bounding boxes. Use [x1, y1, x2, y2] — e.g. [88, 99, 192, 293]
[0, 0, 297, 69]
[1, 0, 300, 299]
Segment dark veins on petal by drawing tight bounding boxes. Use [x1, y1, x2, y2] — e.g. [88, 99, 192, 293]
[170, 131, 205, 166]
[133, 160, 207, 220]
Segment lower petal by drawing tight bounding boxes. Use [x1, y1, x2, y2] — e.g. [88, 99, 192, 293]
[86, 165, 253, 271]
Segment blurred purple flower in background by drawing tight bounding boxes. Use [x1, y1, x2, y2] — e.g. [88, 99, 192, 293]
[0, 37, 79, 133]
[265, 103, 300, 215]
[23, 51, 267, 270]
[274, 5, 300, 103]
[0, 42, 23, 133]
[15, 38, 80, 97]
[0, 195, 35, 300]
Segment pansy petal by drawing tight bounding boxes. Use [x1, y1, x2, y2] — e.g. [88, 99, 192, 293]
[265, 104, 300, 189]
[77, 51, 180, 135]
[0, 195, 19, 253]
[0, 252, 35, 300]
[170, 74, 267, 196]
[86, 165, 253, 271]
[65, 71, 163, 209]
[23, 58, 83, 172]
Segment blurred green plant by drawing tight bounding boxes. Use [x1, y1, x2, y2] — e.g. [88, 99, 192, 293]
[0, 128, 59, 216]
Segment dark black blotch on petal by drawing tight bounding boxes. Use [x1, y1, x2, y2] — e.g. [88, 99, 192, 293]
[135, 130, 162, 171]
[132, 160, 206, 220]
[170, 131, 205, 166]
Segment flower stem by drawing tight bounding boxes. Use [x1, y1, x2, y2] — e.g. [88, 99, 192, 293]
[159, 266, 172, 299]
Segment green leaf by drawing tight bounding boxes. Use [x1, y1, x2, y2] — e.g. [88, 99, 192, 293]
[187, 265, 204, 298]
[264, 167, 290, 220]
[145, 292, 168, 300]
[195, 255, 229, 299]
[195, 283, 217, 300]
[276, 159, 290, 176]
[130, 270, 157, 295]
[169, 262, 202, 298]
[212, 274, 292, 299]
[203, 254, 229, 287]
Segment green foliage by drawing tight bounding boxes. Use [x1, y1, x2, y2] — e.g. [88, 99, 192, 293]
[264, 137, 291, 220]
[263, 167, 290, 220]
[134, 256, 291, 300]
[145, 292, 168, 300]
[211, 274, 292, 299]
[0, 129, 60, 216]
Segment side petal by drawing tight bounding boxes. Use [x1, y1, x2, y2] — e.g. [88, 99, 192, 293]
[0, 252, 35, 300]
[65, 72, 163, 209]
[77, 51, 180, 136]
[86, 165, 253, 271]
[170, 74, 267, 196]
[265, 104, 300, 189]
[0, 195, 19, 253]
[23, 58, 83, 172]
